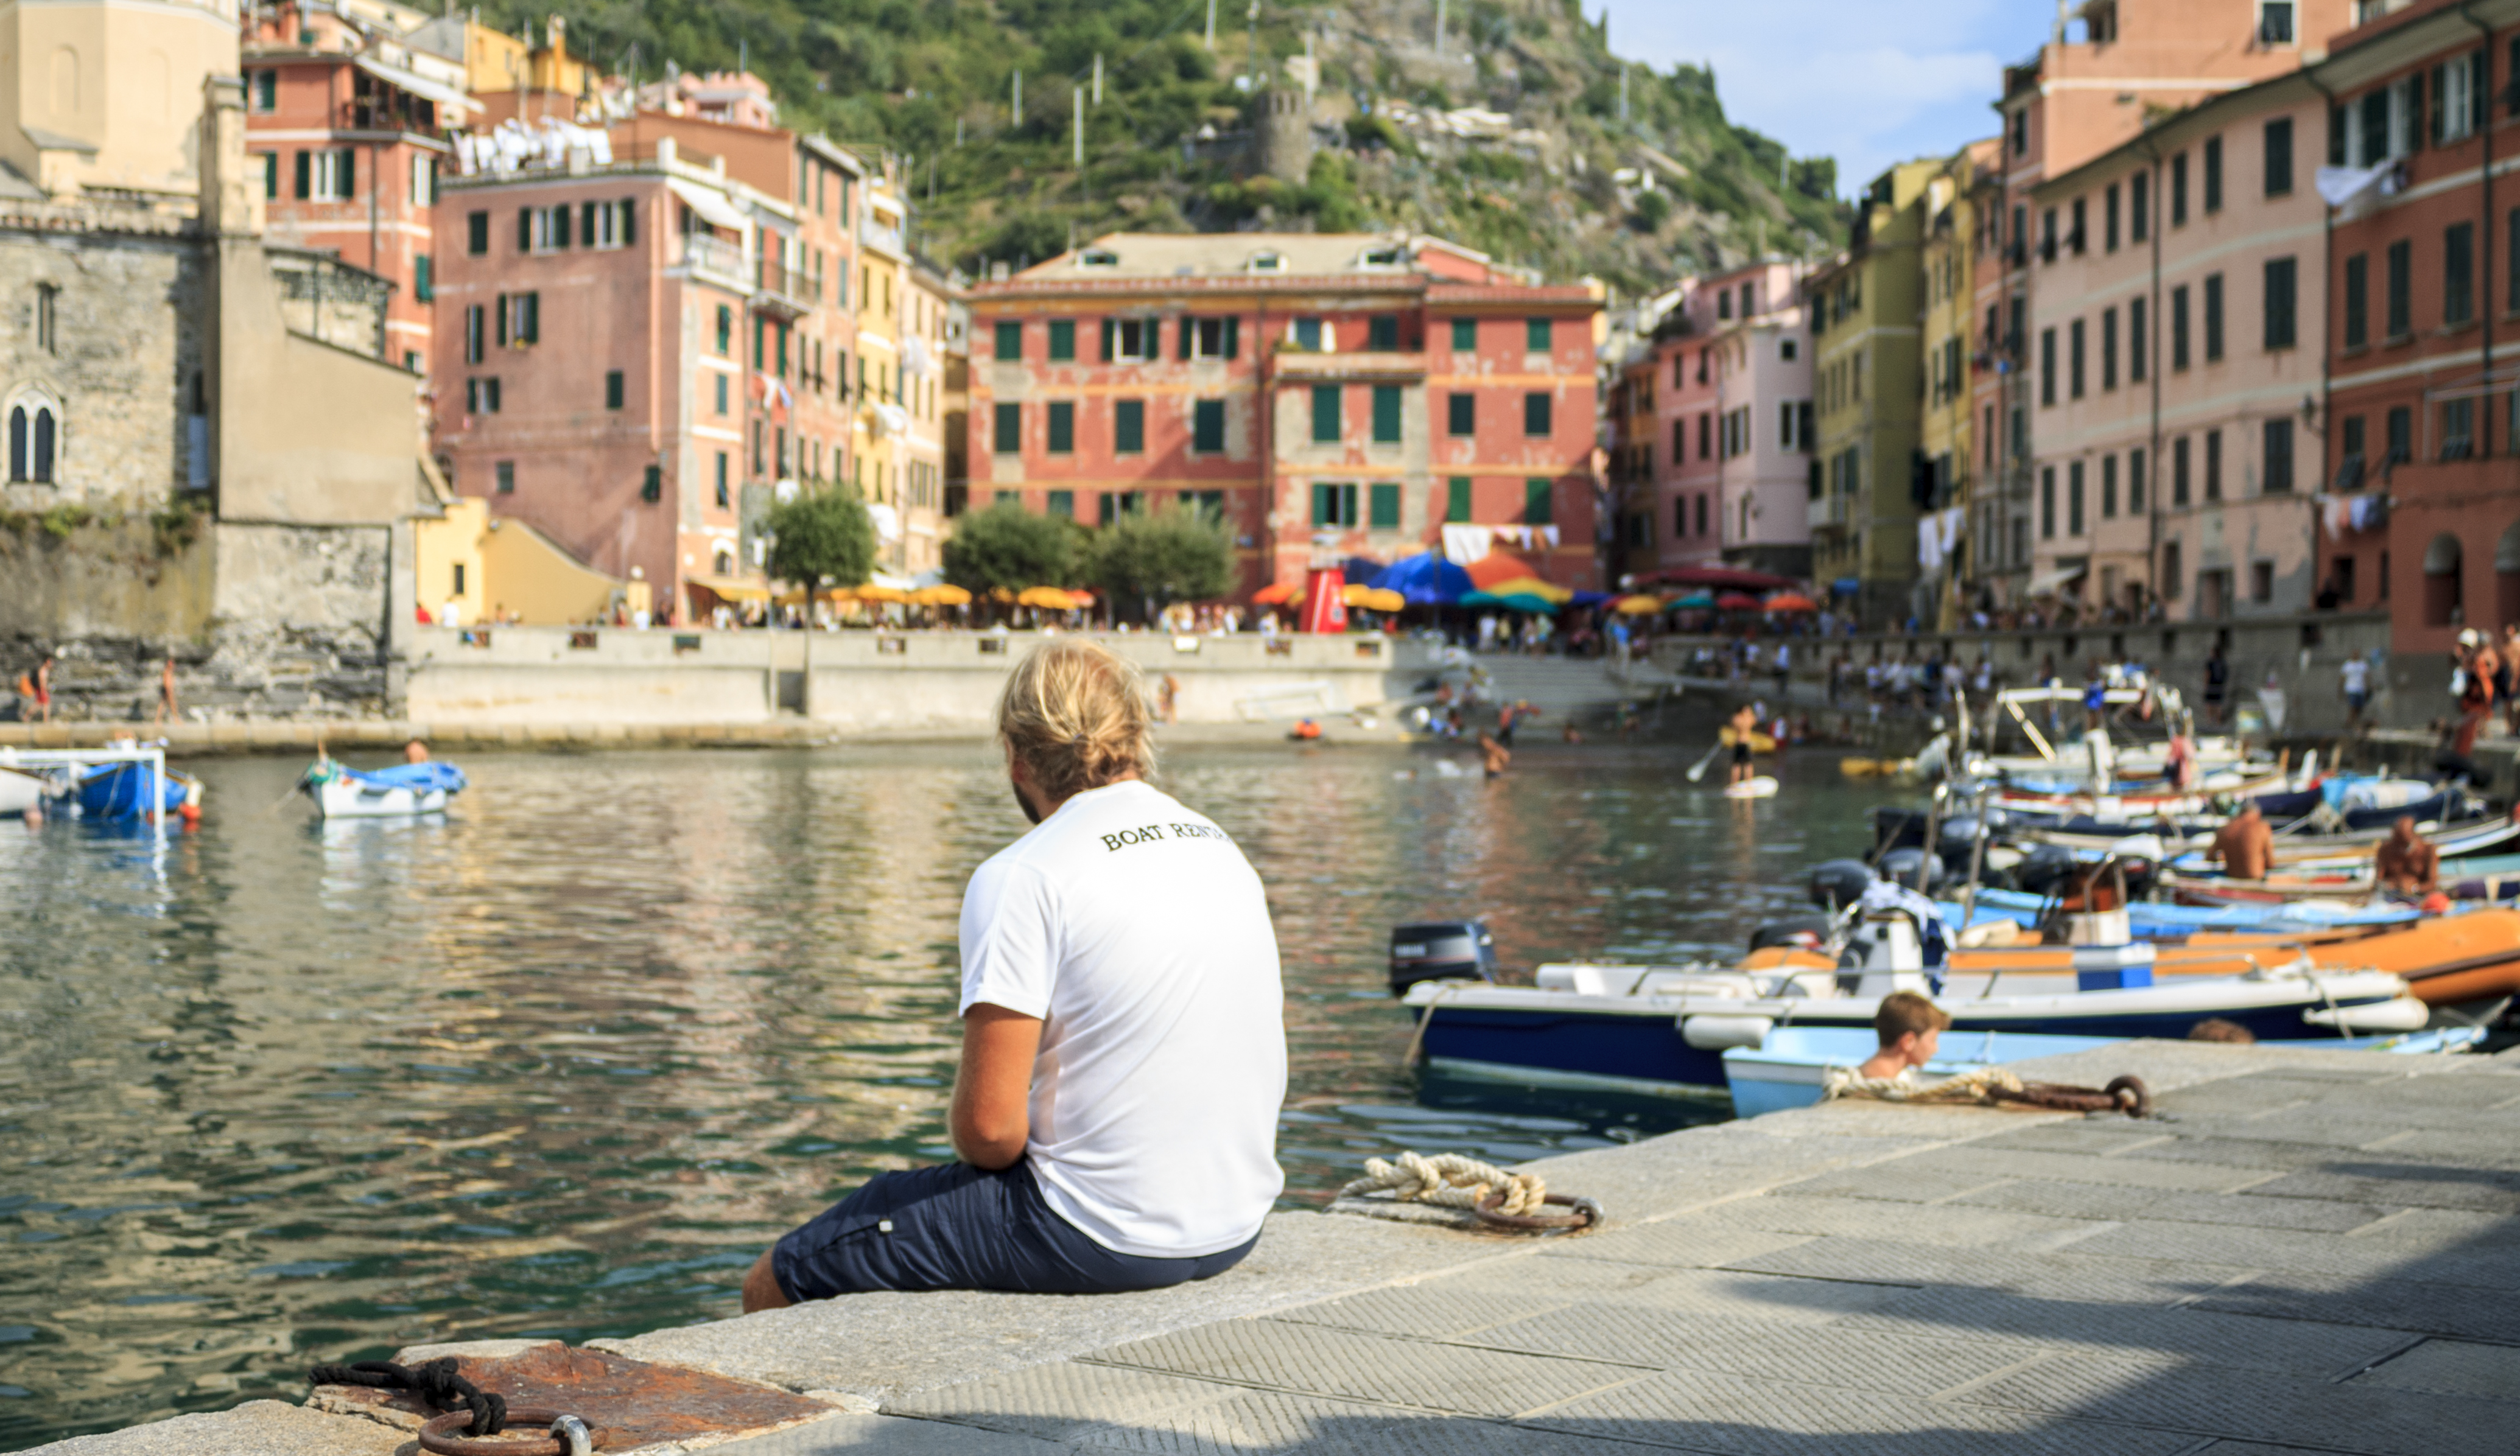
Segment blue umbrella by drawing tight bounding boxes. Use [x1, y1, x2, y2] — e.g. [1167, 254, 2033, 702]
[1341, 555, 1387, 585]
[1369, 552, 1474, 605]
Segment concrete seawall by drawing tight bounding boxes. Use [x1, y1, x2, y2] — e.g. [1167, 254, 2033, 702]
[36, 1038, 2520, 1456]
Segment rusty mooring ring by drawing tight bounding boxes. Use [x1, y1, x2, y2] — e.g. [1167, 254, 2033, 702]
[419, 1408, 586, 1456]
[1472, 1190, 1602, 1232]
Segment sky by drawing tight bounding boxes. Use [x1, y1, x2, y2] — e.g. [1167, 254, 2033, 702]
[1593, 0, 2057, 195]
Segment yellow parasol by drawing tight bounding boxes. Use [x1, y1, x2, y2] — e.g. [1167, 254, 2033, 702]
[1613, 594, 1665, 615]
[911, 584, 973, 606]
[1343, 586, 1406, 612]
[855, 584, 911, 604]
[1017, 586, 1081, 609]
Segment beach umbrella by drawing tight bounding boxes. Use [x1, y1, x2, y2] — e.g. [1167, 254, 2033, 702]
[858, 584, 912, 604]
[1462, 589, 1559, 613]
[912, 584, 972, 606]
[1354, 587, 1406, 613]
[1570, 590, 1613, 608]
[1613, 595, 1665, 614]
[1017, 586, 1077, 609]
[1465, 553, 1541, 590]
[1672, 591, 1717, 609]
[1367, 552, 1473, 604]
[1252, 581, 1300, 605]
[1339, 555, 1386, 585]
[1763, 592, 1819, 613]
[1477, 575, 1574, 604]
[1713, 592, 1764, 611]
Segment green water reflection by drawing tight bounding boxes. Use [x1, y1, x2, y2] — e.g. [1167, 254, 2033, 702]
[0, 742, 1877, 1447]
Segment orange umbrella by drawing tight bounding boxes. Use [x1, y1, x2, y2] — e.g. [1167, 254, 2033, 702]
[1763, 592, 1819, 613]
[1465, 553, 1540, 590]
[1252, 581, 1299, 605]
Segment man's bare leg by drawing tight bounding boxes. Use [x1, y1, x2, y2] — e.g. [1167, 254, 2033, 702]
[742, 1250, 792, 1314]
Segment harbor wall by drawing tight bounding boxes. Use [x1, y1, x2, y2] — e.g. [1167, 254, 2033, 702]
[402, 627, 1415, 732]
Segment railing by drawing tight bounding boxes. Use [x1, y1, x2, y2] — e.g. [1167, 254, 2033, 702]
[681, 232, 746, 281]
[753, 257, 813, 310]
[860, 219, 905, 256]
[1808, 494, 1849, 530]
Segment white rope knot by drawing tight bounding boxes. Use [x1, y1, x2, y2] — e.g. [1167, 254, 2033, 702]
[1821, 1065, 2026, 1105]
[1336, 1150, 1546, 1216]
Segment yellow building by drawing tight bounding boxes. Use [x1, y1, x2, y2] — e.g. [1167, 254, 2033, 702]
[852, 173, 913, 570]
[901, 259, 961, 577]
[414, 495, 629, 625]
[1918, 139, 2001, 629]
[1808, 158, 1940, 628]
[0, 0, 239, 200]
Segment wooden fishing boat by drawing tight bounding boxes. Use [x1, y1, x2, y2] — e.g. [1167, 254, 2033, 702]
[0, 765, 46, 817]
[300, 759, 467, 817]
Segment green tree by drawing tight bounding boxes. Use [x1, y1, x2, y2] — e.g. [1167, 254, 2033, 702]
[941, 501, 1079, 593]
[1085, 505, 1232, 620]
[763, 487, 876, 589]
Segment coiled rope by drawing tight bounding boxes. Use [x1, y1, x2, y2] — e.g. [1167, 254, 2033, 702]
[309, 1358, 507, 1437]
[1823, 1066, 2153, 1118]
[1335, 1150, 1600, 1230]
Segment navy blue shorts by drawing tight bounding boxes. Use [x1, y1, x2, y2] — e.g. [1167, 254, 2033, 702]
[769, 1158, 1260, 1300]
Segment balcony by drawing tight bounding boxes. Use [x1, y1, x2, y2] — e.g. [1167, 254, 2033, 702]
[681, 232, 748, 289]
[1271, 349, 1424, 383]
[1808, 494, 1850, 531]
[860, 217, 906, 259]
[751, 257, 813, 320]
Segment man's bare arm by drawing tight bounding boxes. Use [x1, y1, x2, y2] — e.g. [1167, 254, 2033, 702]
[951, 1003, 1044, 1170]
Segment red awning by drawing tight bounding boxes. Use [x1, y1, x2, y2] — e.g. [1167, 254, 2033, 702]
[1637, 565, 1799, 590]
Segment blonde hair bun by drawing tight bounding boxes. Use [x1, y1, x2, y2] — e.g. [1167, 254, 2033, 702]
[998, 639, 1158, 804]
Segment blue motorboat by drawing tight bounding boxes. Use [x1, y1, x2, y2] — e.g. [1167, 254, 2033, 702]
[76, 760, 194, 819]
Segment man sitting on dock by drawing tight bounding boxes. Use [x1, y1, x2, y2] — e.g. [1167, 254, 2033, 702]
[743, 640, 1286, 1307]
[2208, 800, 2274, 882]
[2374, 814, 2439, 898]
[1856, 991, 1950, 1082]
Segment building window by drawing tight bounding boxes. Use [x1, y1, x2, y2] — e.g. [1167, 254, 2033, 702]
[1367, 315, 1400, 351]
[2101, 307, 2118, 391]
[2040, 465, 2055, 538]
[2260, 0, 2295, 43]
[295, 148, 354, 201]
[2104, 183, 2120, 252]
[468, 210, 490, 255]
[1451, 318, 1476, 352]
[1046, 401, 1074, 453]
[2202, 273, 2225, 362]
[2204, 428, 2223, 500]
[2170, 285, 2191, 370]
[7, 402, 55, 483]
[2070, 196, 2087, 255]
[2446, 222, 2476, 326]
[2343, 254, 2369, 349]
[1311, 385, 1341, 443]
[714, 452, 729, 506]
[1523, 478, 1553, 525]
[2170, 152, 2188, 226]
[989, 402, 1020, 455]
[2040, 327, 2057, 405]
[2130, 170, 2149, 242]
[1372, 385, 1402, 443]
[1192, 399, 1226, 453]
[413, 254, 433, 304]
[2263, 117, 2294, 197]
[1048, 319, 1076, 362]
[2163, 541, 2183, 598]
[261, 152, 278, 200]
[496, 291, 539, 346]
[2130, 447, 2147, 511]
[2442, 397, 2476, 460]
[2129, 297, 2147, 382]
[463, 304, 485, 363]
[993, 320, 1021, 360]
[2101, 453, 2118, 518]
[1525, 318, 1551, 352]
[641, 464, 661, 503]
[1447, 477, 1472, 522]
[1185, 315, 1240, 359]
[605, 369, 624, 410]
[715, 372, 729, 415]
[2202, 135, 2223, 213]
[2068, 460, 2085, 535]
[2069, 318, 2086, 398]
[465, 377, 500, 413]
[1113, 399, 1145, 454]
[32, 285, 57, 355]
[2264, 256, 2297, 349]
[1369, 481, 1400, 528]
[2387, 404, 2412, 468]
[2173, 435, 2191, 505]
[251, 68, 276, 111]
[494, 460, 515, 494]
[1047, 490, 1074, 518]
[1292, 318, 1325, 351]
[1448, 392, 1475, 436]
[2386, 239, 2411, 338]
[412, 155, 436, 207]
[2265, 416, 2297, 489]
[578, 199, 634, 249]
[1103, 317, 1161, 362]
[1312, 481, 1358, 527]
[1524, 393, 1552, 437]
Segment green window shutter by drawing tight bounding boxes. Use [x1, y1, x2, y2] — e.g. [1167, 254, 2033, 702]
[1311, 483, 1333, 527]
[1098, 492, 1117, 525]
[1447, 477, 1472, 522]
[994, 402, 1020, 453]
[1526, 317, 1550, 351]
[1523, 392, 1552, 437]
[338, 147, 354, 200]
[1048, 489, 1074, 517]
[1223, 316, 1240, 359]
[518, 206, 532, 252]
[1193, 399, 1225, 453]
[605, 369, 623, 410]
[1448, 392, 1475, 436]
[1524, 478, 1553, 525]
[261, 152, 278, 200]
[1114, 399, 1145, 453]
[994, 321, 1021, 360]
[1452, 318, 1476, 351]
[413, 254, 432, 303]
[1368, 315, 1399, 351]
[754, 317, 765, 369]
[1369, 481, 1400, 528]
[620, 198, 636, 244]
[1178, 317, 1194, 361]
[1311, 385, 1341, 443]
[1048, 319, 1075, 361]
[553, 202, 570, 248]
[1372, 385, 1402, 443]
[494, 292, 509, 347]
[293, 150, 310, 199]
[1048, 401, 1075, 453]
[1100, 318, 1115, 361]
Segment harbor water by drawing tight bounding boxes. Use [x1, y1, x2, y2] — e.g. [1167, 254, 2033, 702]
[0, 741, 1878, 1447]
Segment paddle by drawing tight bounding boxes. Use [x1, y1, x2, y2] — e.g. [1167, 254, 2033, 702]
[1684, 738, 1725, 783]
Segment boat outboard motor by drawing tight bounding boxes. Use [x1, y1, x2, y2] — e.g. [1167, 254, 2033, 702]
[1388, 920, 1497, 995]
[2012, 842, 2080, 897]
[1749, 914, 1836, 953]
[1934, 815, 1983, 869]
[1808, 858, 1876, 911]
[1877, 846, 1945, 892]
[1867, 807, 1929, 852]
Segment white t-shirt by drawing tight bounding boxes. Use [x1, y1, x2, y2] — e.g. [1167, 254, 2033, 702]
[2342, 659, 2370, 695]
[958, 779, 1286, 1258]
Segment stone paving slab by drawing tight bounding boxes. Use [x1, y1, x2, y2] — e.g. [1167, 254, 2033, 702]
[2192, 1269, 2520, 1343]
[2069, 1216, 2520, 1287]
[1523, 1368, 2200, 1456]
[1952, 1350, 2516, 1456]
[1515, 1222, 1816, 1271]
[1721, 1235, 2254, 1306]
[1943, 1176, 2395, 1232]
[701, 1411, 1072, 1456]
[1872, 1145, 2293, 1194]
[1265, 1284, 1587, 1342]
[1458, 1309, 2044, 1399]
[2348, 1338, 2520, 1401]
[1655, 1192, 2110, 1248]
[1081, 1321, 1649, 1419]
[2230, 1164, 2520, 1213]
[1830, 1284, 2413, 1377]
[1584, 1266, 1920, 1323]
[18, 1402, 406, 1456]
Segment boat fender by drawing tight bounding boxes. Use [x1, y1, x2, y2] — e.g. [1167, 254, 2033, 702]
[1680, 1013, 1774, 1051]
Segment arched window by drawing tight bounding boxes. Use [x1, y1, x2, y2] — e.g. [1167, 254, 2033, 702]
[2424, 532, 2465, 628]
[714, 551, 734, 576]
[9, 407, 24, 482]
[32, 406, 54, 482]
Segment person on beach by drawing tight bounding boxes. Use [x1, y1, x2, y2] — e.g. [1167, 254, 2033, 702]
[2374, 814, 2439, 898]
[1727, 701, 1760, 786]
[2209, 800, 2274, 881]
[1856, 992, 1949, 1082]
[404, 739, 432, 765]
[742, 640, 1285, 1306]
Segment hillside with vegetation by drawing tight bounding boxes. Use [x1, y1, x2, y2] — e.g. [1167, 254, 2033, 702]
[493, 0, 1848, 289]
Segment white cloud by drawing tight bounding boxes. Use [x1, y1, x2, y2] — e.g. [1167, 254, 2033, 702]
[1593, 0, 2049, 193]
